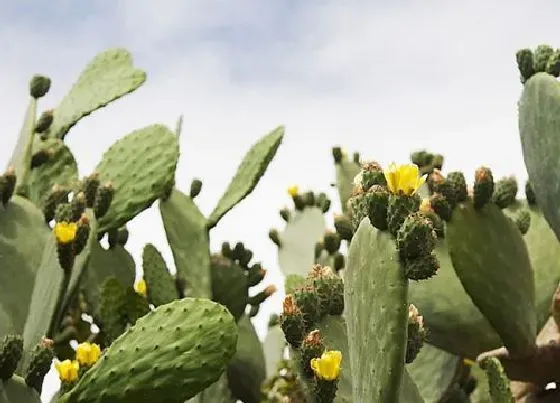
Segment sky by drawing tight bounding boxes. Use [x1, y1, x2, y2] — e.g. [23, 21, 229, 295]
[2, 1, 560, 401]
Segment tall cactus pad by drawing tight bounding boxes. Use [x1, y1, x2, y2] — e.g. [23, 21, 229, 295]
[227, 315, 266, 403]
[278, 208, 326, 276]
[207, 126, 284, 229]
[46, 48, 146, 139]
[160, 189, 211, 298]
[28, 138, 79, 207]
[8, 99, 36, 188]
[333, 152, 360, 214]
[0, 196, 48, 339]
[505, 202, 560, 330]
[0, 375, 42, 403]
[447, 203, 537, 357]
[344, 219, 409, 402]
[519, 72, 560, 240]
[60, 298, 238, 403]
[95, 124, 179, 232]
[142, 244, 177, 307]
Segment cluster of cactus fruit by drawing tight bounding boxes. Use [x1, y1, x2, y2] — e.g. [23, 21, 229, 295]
[4, 43, 560, 403]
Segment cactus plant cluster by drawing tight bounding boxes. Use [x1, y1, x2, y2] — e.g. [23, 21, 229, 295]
[5, 43, 560, 403]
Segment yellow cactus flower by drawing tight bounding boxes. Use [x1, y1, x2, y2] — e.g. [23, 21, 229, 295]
[287, 185, 299, 197]
[76, 342, 101, 366]
[384, 163, 426, 196]
[134, 278, 147, 297]
[310, 350, 342, 381]
[53, 222, 78, 244]
[55, 359, 79, 382]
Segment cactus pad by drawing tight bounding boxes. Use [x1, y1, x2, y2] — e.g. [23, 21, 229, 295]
[333, 153, 360, 214]
[278, 208, 326, 276]
[160, 189, 211, 298]
[519, 72, 560, 240]
[447, 202, 536, 357]
[47, 48, 146, 139]
[227, 315, 266, 403]
[142, 244, 177, 307]
[61, 298, 238, 403]
[207, 126, 284, 228]
[344, 218, 409, 402]
[0, 375, 41, 403]
[0, 196, 48, 339]
[8, 99, 36, 188]
[95, 124, 179, 232]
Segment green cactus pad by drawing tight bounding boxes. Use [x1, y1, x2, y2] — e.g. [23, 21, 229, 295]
[505, 203, 560, 330]
[61, 298, 238, 403]
[478, 357, 514, 403]
[278, 208, 326, 276]
[95, 124, 179, 232]
[160, 189, 211, 298]
[447, 203, 537, 356]
[334, 154, 360, 214]
[408, 240, 501, 359]
[82, 242, 136, 317]
[227, 315, 266, 403]
[142, 244, 177, 307]
[46, 48, 146, 140]
[344, 218, 409, 402]
[0, 196, 48, 340]
[0, 375, 41, 403]
[263, 325, 286, 378]
[7, 99, 36, 190]
[28, 137, 78, 207]
[519, 72, 560, 240]
[22, 211, 96, 369]
[207, 126, 284, 229]
[407, 344, 462, 403]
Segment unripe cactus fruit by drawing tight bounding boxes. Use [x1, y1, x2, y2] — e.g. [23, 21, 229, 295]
[300, 330, 325, 378]
[430, 192, 453, 222]
[387, 194, 420, 237]
[307, 265, 344, 316]
[525, 180, 537, 205]
[0, 166, 16, 206]
[94, 181, 114, 218]
[403, 252, 439, 280]
[360, 161, 387, 189]
[446, 171, 468, 203]
[189, 178, 202, 199]
[473, 166, 494, 210]
[405, 305, 426, 364]
[396, 212, 437, 259]
[516, 48, 535, 83]
[24, 337, 55, 392]
[280, 295, 305, 348]
[80, 172, 100, 208]
[294, 285, 321, 329]
[0, 335, 23, 381]
[492, 176, 518, 209]
[515, 209, 531, 235]
[34, 109, 54, 133]
[29, 74, 51, 99]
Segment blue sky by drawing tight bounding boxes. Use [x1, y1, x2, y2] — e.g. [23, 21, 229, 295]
[2, 1, 560, 400]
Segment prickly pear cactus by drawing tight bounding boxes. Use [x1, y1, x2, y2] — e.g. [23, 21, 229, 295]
[58, 298, 238, 403]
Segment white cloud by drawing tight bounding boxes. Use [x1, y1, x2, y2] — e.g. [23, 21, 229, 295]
[2, 1, 560, 400]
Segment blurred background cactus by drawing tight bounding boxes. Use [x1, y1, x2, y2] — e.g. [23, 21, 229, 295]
[4, 41, 560, 403]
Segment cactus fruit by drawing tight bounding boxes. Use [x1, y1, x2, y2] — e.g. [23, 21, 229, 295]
[58, 298, 238, 403]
